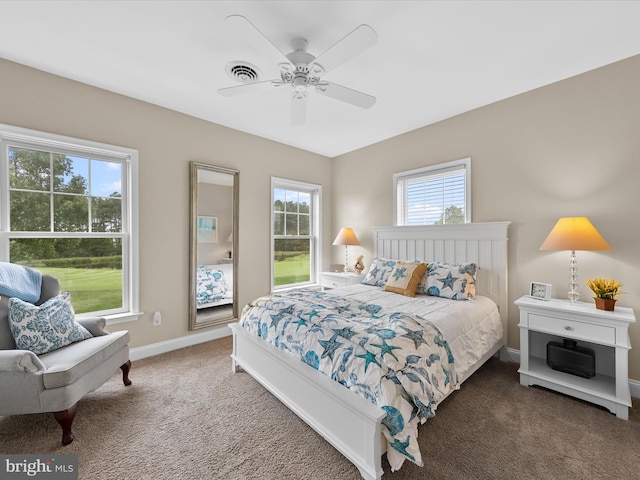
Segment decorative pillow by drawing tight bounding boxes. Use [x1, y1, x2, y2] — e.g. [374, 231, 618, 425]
[361, 258, 400, 287]
[196, 265, 229, 305]
[417, 262, 477, 300]
[383, 262, 428, 297]
[8, 291, 93, 355]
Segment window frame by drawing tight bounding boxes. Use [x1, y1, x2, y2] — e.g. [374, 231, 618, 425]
[270, 177, 321, 292]
[393, 158, 471, 226]
[0, 124, 140, 324]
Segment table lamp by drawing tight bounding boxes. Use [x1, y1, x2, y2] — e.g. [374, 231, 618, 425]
[332, 227, 360, 273]
[539, 217, 611, 302]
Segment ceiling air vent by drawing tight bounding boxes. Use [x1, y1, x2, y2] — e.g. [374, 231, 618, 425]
[225, 62, 261, 83]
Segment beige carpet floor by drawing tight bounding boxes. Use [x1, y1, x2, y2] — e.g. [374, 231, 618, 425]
[1, 336, 639, 479]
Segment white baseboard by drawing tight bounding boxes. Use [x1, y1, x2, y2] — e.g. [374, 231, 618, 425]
[506, 347, 520, 364]
[507, 347, 640, 400]
[130, 326, 231, 362]
[631, 379, 640, 400]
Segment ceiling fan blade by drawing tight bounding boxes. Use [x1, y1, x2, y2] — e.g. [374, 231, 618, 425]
[315, 82, 376, 109]
[291, 93, 307, 125]
[218, 80, 281, 97]
[309, 24, 377, 75]
[225, 15, 292, 66]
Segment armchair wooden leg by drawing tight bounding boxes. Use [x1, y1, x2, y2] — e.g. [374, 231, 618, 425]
[120, 360, 132, 386]
[53, 404, 77, 446]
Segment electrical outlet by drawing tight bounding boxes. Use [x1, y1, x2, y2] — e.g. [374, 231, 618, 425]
[152, 311, 161, 326]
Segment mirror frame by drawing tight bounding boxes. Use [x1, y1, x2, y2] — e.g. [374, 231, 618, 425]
[189, 161, 239, 330]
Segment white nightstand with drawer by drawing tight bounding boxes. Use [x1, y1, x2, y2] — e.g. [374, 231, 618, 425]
[515, 295, 635, 419]
[319, 272, 364, 289]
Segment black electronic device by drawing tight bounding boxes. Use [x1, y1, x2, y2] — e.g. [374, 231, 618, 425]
[546, 339, 596, 379]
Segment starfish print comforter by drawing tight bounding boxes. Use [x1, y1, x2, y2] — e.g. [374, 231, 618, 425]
[240, 288, 459, 470]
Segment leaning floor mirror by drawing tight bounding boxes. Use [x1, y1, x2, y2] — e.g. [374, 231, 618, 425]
[189, 161, 239, 330]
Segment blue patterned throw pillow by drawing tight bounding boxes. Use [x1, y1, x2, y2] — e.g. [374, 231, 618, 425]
[8, 291, 93, 355]
[417, 262, 477, 300]
[361, 257, 399, 287]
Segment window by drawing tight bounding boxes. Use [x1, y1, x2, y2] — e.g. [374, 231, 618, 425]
[0, 124, 139, 323]
[394, 158, 471, 226]
[271, 177, 321, 290]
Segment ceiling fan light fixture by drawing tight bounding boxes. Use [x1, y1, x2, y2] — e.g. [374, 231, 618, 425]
[225, 61, 261, 83]
[292, 73, 307, 93]
[220, 16, 378, 124]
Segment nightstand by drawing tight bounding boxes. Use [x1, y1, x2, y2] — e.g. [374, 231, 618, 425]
[515, 295, 635, 419]
[319, 272, 364, 289]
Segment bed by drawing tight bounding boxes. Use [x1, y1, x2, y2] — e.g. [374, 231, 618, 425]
[230, 222, 510, 479]
[196, 262, 233, 309]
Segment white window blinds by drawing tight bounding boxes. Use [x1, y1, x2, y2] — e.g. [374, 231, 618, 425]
[394, 158, 471, 226]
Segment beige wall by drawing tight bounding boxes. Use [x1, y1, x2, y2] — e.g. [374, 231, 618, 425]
[197, 183, 233, 265]
[0, 58, 332, 349]
[333, 54, 640, 380]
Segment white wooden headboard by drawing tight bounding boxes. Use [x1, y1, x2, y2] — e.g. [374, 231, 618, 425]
[373, 222, 510, 350]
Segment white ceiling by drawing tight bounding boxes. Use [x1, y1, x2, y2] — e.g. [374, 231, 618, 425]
[2, 1, 640, 158]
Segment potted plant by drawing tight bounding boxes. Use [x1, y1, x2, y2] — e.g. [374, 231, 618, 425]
[585, 277, 622, 311]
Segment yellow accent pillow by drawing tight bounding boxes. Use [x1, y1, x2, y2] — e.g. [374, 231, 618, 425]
[383, 262, 428, 297]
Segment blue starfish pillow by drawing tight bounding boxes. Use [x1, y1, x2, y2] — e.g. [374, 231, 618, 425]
[8, 291, 93, 355]
[418, 262, 477, 300]
[361, 257, 399, 287]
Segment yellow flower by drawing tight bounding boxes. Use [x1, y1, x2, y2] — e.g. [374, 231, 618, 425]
[585, 277, 622, 300]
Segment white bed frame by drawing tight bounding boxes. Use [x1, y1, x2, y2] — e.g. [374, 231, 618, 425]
[230, 222, 510, 479]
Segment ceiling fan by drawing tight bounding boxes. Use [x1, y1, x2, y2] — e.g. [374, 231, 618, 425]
[218, 15, 378, 125]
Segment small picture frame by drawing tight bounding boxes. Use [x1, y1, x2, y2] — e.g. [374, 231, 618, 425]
[529, 281, 552, 301]
[197, 216, 218, 243]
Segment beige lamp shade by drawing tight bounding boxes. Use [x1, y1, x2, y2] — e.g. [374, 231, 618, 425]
[332, 227, 360, 246]
[539, 217, 611, 251]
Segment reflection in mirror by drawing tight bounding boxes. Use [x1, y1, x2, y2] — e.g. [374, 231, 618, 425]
[189, 162, 238, 330]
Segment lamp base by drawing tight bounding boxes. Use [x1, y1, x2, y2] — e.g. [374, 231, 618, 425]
[343, 245, 350, 273]
[568, 250, 579, 303]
